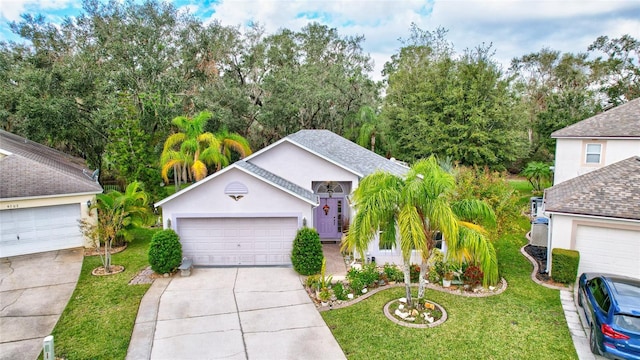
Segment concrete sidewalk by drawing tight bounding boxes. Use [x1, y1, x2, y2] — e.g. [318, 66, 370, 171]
[127, 267, 346, 360]
[0, 248, 84, 360]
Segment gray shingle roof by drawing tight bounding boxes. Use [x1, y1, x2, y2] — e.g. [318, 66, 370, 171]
[0, 130, 102, 199]
[551, 98, 640, 138]
[235, 161, 318, 204]
[286, 129, 409, 177]
[544, 156, 640, 220]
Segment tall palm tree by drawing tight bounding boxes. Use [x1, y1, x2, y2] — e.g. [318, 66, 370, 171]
[161, 112, 252, 191]
[343, 156, 498, 306]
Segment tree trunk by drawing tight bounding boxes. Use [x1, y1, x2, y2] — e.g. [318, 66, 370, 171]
[403, 259, 412, 307]
[173, 164, 180, 192]
[417, 256, 429, 299]
[105, 240, 111, 273]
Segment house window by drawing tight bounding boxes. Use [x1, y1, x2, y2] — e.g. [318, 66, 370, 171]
[585, 143, 602, 164]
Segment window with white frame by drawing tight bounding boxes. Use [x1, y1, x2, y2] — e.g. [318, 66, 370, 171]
[585, 143, 602, 164]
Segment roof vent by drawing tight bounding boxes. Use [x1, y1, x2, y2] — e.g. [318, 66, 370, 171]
[225, 181, 248, 201]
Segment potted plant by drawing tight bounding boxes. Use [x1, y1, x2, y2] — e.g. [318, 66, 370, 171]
[442, 263, 454, 287]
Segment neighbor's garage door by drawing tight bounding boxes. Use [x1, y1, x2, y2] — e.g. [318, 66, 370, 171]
[0, 204, 83, 258]
[575, 225, 640, 279]
[178, 217, 298, 266]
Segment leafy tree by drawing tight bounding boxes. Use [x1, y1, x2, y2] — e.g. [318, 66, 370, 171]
[343, 156, 497, 307]
[588, 34, 640, 104]
[80, 181, 153, 273]
[355, 106, 386, 155]
[382, 26, 526, 169]
[521, 161, 552, 193]
[510, 49, 600, 162]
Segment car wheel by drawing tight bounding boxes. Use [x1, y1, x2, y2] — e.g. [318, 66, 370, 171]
[590, 325, 601, 355]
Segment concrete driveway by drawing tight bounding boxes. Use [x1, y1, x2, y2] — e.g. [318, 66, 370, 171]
[127, 267, 346, 360]
[0, 248, 84, 360]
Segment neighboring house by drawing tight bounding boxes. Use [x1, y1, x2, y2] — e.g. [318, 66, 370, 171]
[155, 129, 419, 267]
[551, 97, 640, 185]
[0, 130, 103, 258]
[544, 99, 640, 279]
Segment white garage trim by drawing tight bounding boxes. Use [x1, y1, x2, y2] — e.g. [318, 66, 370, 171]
[175, 214, 301, 266]
[0, 204, 83, 257]
[574, 225, 640, 279]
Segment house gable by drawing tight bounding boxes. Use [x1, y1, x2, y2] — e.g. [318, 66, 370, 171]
[551, 99, 640, 185]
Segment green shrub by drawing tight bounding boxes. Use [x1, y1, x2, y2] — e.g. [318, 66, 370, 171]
[333, 282, 349, 301]
[291, 227, 324, 275]
[383, 263, 404, 283]
[551, 248, 580, 284]
[347, 263, 379, 288]
[148, 229, 182, 274]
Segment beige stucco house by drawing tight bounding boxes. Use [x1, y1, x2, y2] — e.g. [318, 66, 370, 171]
[0, 130, 103, 257]
[544, 98, 640, 279]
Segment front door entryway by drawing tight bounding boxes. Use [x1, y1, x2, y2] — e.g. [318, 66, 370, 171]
[316, 197, 344, 239]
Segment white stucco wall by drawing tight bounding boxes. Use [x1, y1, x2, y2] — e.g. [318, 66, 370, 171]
[553, 138, 640, 184]
[159, 168, 313, 230]
[0, 194, 98, 248]
[250, 141, 360, 191]
[549, 214, 640, 250]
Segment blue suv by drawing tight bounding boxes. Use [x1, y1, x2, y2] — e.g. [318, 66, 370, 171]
[578, 273, 640, 359]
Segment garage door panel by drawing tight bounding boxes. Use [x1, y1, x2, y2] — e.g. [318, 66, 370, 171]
[178, 217, 297, 266]
[575, 226, 640, 279]
[0, 204, 83, 257]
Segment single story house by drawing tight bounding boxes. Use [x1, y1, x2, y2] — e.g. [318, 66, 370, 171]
[544, 156, 640, 279]
[155, 129, 421, 267]
[0, 130, 102, 258]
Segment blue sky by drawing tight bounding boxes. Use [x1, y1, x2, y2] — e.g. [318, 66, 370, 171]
[1, 0, 639, 80]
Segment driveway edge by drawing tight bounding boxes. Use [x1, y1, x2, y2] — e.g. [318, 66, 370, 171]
[125, 277, 171, 360]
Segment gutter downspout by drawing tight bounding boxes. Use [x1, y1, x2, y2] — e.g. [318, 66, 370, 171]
[545, 213, 553, 275]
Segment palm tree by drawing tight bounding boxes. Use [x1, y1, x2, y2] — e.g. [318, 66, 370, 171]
[214, 126, 253, 171]
[343, 156, 498, 306]
[80, 181, 153, 273]
[161, 112, 252, 191]
[521, 161, 551, 192]
[356, 106, 383, 153]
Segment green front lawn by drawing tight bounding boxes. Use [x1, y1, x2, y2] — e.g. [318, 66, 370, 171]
[322, 218, 576, 359]
[46, 228, 157, 360]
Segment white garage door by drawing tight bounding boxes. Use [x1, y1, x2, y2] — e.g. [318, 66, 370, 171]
[177, 217, 298, 266]
[0, 204, 83, 258]
[575, 225, 640, 279]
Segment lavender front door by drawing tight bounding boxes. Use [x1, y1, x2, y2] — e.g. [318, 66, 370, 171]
[316, 197, 343, 239]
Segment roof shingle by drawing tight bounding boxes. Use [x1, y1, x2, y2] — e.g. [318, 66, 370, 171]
[0, 130, 102, 199]
[544, 156, 640, 220]
[235, 161, 317, 204]
[551, 98, 640, 138]
[286, 129, 409, 177]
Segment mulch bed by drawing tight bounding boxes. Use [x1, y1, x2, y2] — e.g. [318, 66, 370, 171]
[523, 244, 569, 288]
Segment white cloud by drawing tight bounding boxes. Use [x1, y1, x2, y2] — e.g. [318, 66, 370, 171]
[0, 0, 79, 22]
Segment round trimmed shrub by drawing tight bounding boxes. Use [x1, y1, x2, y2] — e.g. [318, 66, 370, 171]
[291, 227, 323, 275]
[148, 229, 183, 274]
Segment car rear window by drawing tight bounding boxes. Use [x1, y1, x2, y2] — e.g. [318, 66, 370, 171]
[614, 315, 640, 333]
[612, 282, 640, 297]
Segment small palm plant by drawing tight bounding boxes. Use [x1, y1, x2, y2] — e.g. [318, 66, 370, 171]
[80, 181, 153, 273]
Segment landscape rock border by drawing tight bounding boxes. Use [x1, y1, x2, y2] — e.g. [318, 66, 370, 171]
[317, 278, 507, 312]
[383, 299, 447, 328]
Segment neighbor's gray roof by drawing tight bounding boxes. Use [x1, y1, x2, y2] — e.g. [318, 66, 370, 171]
[551, 97, 640, 138]
[286, 129, 409, 177]
[0, 130, 102, 199]
[236, 161, 318, 204]
[544, 156, 640, 220]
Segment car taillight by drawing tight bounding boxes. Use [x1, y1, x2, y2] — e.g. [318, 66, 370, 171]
[602, 324, 630, 340]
